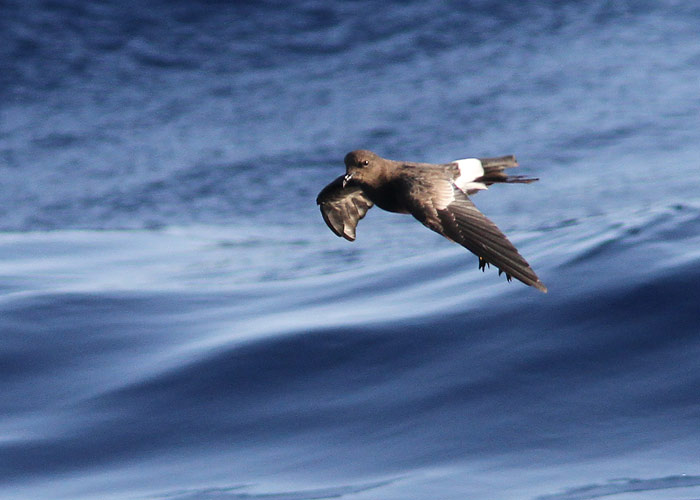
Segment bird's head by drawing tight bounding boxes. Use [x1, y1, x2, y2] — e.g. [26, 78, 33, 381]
[343, 149, 381, 187]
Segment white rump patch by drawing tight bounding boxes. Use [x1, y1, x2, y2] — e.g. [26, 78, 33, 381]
[453, 158, 487, 192]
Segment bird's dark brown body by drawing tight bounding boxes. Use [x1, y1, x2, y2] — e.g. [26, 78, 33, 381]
[360, 178, 411, 214]
[317, 150, 547, 292]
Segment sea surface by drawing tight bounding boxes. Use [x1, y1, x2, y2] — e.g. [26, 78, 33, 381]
[1, 1, 700, 499]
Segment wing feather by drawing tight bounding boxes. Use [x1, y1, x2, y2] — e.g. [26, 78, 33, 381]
[407, 180, 546, 292]
[316, 175, 373, 241]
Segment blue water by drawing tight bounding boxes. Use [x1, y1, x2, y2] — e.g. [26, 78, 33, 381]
[2, 1, 700, 499]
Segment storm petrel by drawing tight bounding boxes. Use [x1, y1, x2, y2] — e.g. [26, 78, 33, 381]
[316, 150, 547, 292]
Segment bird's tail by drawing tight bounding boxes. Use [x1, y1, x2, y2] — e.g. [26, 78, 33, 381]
[477, 155, 538, 185]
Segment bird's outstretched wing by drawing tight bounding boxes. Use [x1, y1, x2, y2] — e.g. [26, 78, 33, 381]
[316, 175, 374, 241]
[406, 180, 547, 292]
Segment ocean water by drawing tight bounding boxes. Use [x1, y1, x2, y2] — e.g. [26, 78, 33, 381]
[2, 1, 700, 499]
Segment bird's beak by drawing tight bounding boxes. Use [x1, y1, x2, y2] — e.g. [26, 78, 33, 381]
[342, 173, 353, 188]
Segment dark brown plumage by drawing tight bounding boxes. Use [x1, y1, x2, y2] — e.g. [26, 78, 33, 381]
[316, 150, 547, 292]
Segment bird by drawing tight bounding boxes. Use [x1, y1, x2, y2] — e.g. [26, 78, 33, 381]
[316, 150, 547, 292]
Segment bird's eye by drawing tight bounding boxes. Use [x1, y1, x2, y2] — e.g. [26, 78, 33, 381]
[362, 160, 369, 166]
